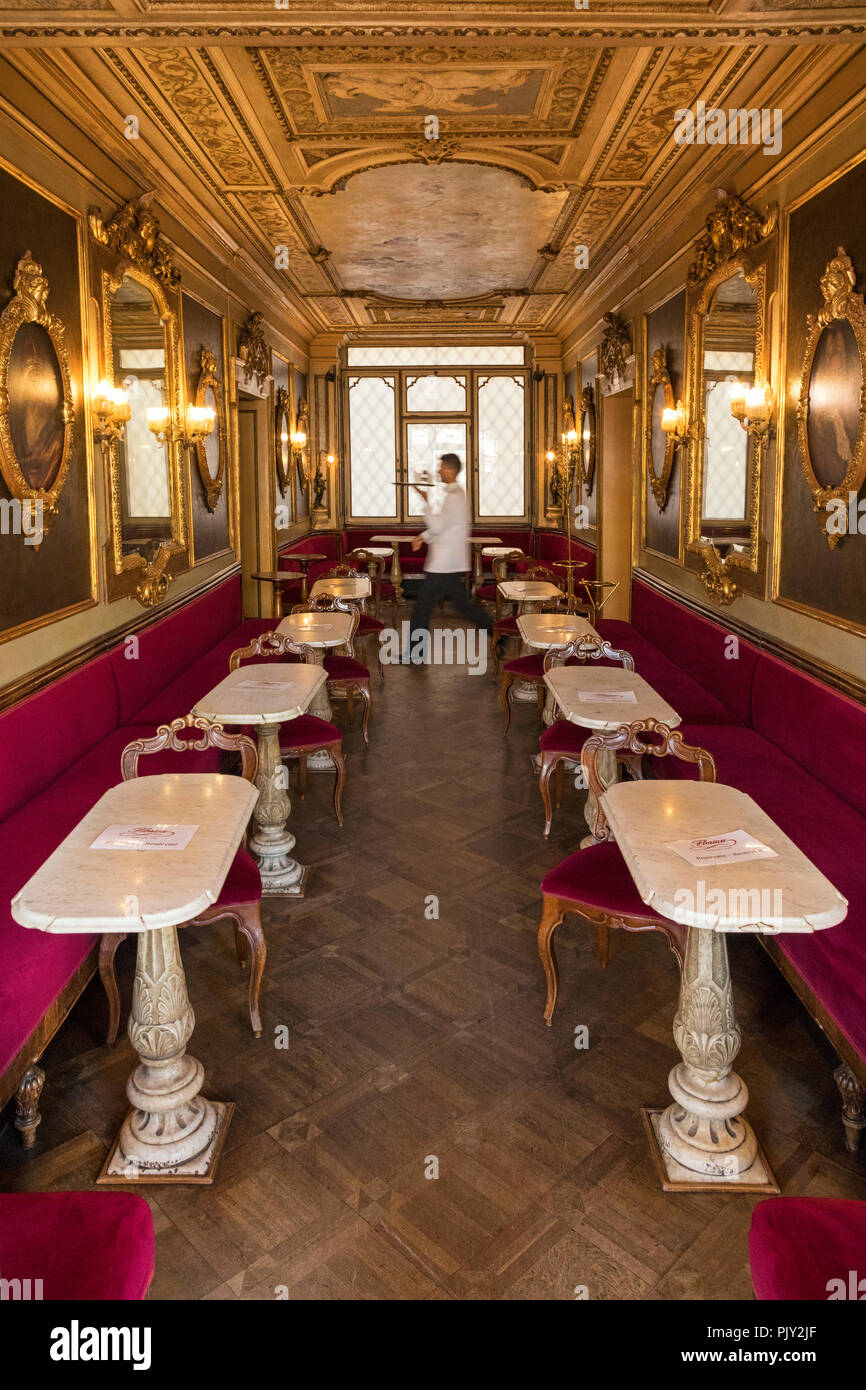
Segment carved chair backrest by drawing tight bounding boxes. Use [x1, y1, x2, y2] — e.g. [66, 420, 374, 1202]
[581, 719, 716, 843]
[323, 564, 360, 578]
[229, 631, 314, 671]
[120, 714, 257, 784]
[543, 636, 635, 673]
[525, 564, 558, 586]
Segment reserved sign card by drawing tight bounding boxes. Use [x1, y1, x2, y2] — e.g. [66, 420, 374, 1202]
[91, 824, 199, 852]
[666, 829, 778, 867]
[576, 689, 638, 704]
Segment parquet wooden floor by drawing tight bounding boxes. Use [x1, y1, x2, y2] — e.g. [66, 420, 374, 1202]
[2, 611, 865, 1300]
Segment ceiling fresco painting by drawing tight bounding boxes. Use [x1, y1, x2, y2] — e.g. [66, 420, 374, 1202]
[0, 5, 862, 333]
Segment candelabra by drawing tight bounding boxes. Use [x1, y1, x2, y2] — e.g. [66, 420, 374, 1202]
[91, 379, 131, 445]
[660, 398, 688, 444]
[146, 404, 216, 447]
[547, 432, 587, 614]
[729, 379, 774, 438]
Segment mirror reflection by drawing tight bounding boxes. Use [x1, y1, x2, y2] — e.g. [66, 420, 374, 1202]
[110, 275, 172, 553]
[699, 269, 757, 541]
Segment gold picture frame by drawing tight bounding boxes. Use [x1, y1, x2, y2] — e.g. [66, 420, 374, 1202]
[0, 251, 74, 543]
[579, 384, 596, 490]
[645, 346, 676, 511]
[796, 247, 866, 549]
[193, 346, 226, 513]
[275, 382, 293, 496]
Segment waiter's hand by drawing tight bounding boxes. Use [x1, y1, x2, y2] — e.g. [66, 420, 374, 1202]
[412, 485, 428, 500]
[411, 535, 424, 551]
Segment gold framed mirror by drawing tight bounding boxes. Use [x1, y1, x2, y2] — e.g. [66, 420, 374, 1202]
[579, 385, 596, 491]
[0, 251, 75, 543]
[645, 346, 677, 511]
[192, 347, 225, 513]
[796, 247, 866, 549]
[275, 383, 293, 496]
[684, 191, 777, 604]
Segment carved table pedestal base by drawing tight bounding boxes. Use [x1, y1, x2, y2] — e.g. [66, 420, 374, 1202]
[248, 722, 308, 896]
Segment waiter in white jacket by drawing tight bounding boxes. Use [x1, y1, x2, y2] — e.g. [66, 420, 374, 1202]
[408, 453, 494, 656]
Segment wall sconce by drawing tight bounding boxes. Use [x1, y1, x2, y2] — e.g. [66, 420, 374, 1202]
[92, 379, 130, 443]
[146, 404, 215, 446]
[729, 379, 773, 437]
[660, 399, 688, 443]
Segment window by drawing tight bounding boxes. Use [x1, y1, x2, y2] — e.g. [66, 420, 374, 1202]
[345, 348, 528, 523]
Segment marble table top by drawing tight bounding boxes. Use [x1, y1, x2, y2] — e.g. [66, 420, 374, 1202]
[11, 774, 258, 935]
[193, 662, 325, 726]
[518, 613, 601, 649]
[482, 545, 523, 558]
[276, 611, 354, 649]
[358, 546, 393, 557]
[601, 779, 849, 933]
[310, 575, 371, 600]
[499, 580, 563, 601]
[544, 667, 679, 731]
[470, 536, 503, 546]
[370, 534, 416, 545]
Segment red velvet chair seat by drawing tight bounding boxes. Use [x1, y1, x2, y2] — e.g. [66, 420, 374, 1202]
[0, 1192, 154, 1300]
[749, 1197, 866, 1300]
[280, 713, 342, 748]
[503, 653, 545, 679]
[475, 583, 499, 600]
[357, 614, 385, 634]
[324, 655, 369, 680]
[218, 847, 262, 907]
[541, 842, 649, 918]
[539, 720, 586, 756]
[493, 615, 520, 634]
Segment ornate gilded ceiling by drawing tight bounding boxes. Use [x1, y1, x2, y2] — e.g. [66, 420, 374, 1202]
[0, 4, 863, 335]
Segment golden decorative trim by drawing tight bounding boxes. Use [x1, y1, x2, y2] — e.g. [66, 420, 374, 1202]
[599, 311, 631, 391]
[645, 346, 676, 512]
[193, 347, 226, 513]
[238, 311, 272, 391]
[796, 247, 866, 550]
[274, 382, 293, 496]
[579, 384, 596, 491]
[97, 261, 188, 610]
[684, 195, 775, 605]
[88, 192, 180, 290]
[686, 188, 778, 290]
[0, 251, 74, 544]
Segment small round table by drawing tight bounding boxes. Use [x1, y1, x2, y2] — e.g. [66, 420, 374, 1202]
[251, 571, 305, 620]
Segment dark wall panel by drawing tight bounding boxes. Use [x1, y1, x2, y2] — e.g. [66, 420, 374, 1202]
[182, 292, 231, 561]
[778, 157, 866, 631]
[581, 354, 598, 527]
[644, 290, 685, 559]
[0, 167, 92, 639]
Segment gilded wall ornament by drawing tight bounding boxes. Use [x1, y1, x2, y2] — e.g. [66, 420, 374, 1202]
[89, 192, 180, 289]
[0, 251, 75, 543]
[275, 384, 293, 495]
[599, 312, 631, 391]
[579, 384, 596, 490]
[796, 247, 866, 550]
[238, 311, 272, 390]
[192, 347, 226, 513]
[686, 188, 778, 290]
[645, 346, 677, 511]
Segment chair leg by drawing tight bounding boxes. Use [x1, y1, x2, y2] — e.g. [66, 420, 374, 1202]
[357, 684, 372, 745]
[99, 932, 128, 1045]
[298, 754, 308, 799]
[331, 745, 346, 826]
[234, 922, 248, 968]
[501, 674, 514, 732]
[346, 686, 355, 720]
[537, 683, 545, 713]
[230, 903, 267, 1038]
[834, 1063, 866, 1154]
[539, 751, 559, 837]
[15, 1065, 45, 1148]
[538, 894, 566, 1026]
[554, 758, 566, 808]
[594, 922, 610, 968]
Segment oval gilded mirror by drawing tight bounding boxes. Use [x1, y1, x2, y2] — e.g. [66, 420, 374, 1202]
[579, 385, 596, 490]
[645, 346, 676, 510]
[193, 347, 225, 512]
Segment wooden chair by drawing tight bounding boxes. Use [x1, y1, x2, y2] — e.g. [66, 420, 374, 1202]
[475, 549, 524, 608]
[537, 720, 716, 1025]
[538, 637, 637, 836]
[229, 630, 347, 826]
[346, 548, 398, 626]
[292, 595, 373, 744]
[99, 716, 267, 1041]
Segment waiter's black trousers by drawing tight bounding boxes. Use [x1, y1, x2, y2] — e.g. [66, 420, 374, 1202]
[410, 571, 494, 638]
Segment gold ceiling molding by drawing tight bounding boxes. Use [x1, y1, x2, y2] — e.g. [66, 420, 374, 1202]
[88, 192, 180, 288]
[603, 46, 721, 182]
[686, 188, 778, 289]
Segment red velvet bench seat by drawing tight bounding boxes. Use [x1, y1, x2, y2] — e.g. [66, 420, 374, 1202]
[0, 1192, 154, 1300]
[750, 1197, 866, 1300]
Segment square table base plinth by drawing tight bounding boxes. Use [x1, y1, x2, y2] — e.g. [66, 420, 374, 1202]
[641, 1108, 779, 1194]
[261, 862, 310, 899]
[97, 1101, 235, 1186]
